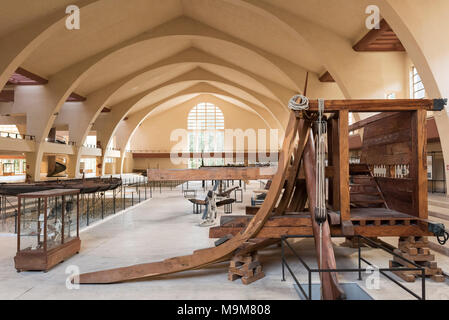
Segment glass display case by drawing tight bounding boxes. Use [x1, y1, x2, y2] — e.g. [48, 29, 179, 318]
[14, 189, 80, 272]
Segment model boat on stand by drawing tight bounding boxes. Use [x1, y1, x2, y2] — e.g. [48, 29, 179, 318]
[0, 176, 122, 196]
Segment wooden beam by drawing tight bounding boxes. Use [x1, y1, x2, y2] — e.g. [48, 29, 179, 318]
[210, 226, 318, 239]
[134, 152, 279, 160]
[411, 110, 428, 219]
[147, 167, 275, 181]
[319, 71, 335, 82]
[427, 117, 440, 141]
[66, 92, 86, 102]
[210, 224, 431, 239]
[331, 117, 340, 211]
[349, 112, 400, 132]
[276, 120, 309, 215]
[306, 99, 439, 112]
[349, 134, 362, 150]
[0, 90, 14, 102]
[338, 110, 350, 222]
[353, 19, 405, 52]
[218, 214, 312, 228]
[7, 67, 48, 85]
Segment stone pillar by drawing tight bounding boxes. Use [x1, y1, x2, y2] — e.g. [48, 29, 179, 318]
[47, 128, 56, 176]
[25, 149, 41, 182]
[96, 155, 103, 177]
[66, 147, 82, 179]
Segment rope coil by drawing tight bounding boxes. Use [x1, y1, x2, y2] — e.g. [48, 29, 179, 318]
[288, 94, 309, 111]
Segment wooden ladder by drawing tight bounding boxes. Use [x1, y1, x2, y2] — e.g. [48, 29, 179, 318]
[349, 164, 387, 208]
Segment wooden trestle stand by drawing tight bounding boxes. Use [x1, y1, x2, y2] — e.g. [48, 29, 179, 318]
[14, 189, 81, 272]
[77, 98, 446, 300]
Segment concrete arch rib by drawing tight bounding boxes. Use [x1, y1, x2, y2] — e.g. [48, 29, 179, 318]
[0, 0, 100, 89]
[227, 0, 406, 100]
[83, 80, 282, 178]
[30, 16, 304, 144]
[18, 16, 304, 180]
[96, 80, 282, 155]
[56, 47, 295, 151]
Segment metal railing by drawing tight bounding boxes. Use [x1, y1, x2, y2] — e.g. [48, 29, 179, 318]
[0, 175, 153, 233]
[281, 235, 426, 300]
[78, 176, 150, 228]
[0, 131, 35, 140]
[82, 143, 98, 149]
[46, 137, 76, 146]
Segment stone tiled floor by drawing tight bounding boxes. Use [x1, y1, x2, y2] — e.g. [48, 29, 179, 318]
[0, 182, 448, 299]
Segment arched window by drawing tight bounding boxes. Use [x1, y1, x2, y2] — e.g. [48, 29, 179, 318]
[187, 103, 224, 168]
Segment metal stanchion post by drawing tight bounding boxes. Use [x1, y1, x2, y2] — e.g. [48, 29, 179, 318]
[112, 189, 116, 214]
[86, 193, 90, 226]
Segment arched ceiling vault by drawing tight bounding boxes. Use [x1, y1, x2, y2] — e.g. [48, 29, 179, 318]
[3, 0, 442, 181]
[109, 92, 275, 175]
[93, 81, 284, 154]
[116, 92, 274, 152]
[0, 0, 100, 89]
[86, 46, 297, 107]
[8, 13, 317, 149]
[55, 65, 287, 150]
[3, 0, 368, 151]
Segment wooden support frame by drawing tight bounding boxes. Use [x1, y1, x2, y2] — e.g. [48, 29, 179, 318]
[319, 71, 335, 83]
[307, 99, 437, 112]
[7, 67, 48, 85]
[76, 98, 446, 299]
[411, 110, 428, 219]
[330, 115, 340, 210]
[147, 167, 275, 181]
[0, 90, 14, 102]
[338, 110, 350, 222]
[353, 19, 405, 52]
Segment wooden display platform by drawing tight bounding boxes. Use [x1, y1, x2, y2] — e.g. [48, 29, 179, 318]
[350, 208, 419, 226]
[147, 167, 275, 181]
[15, 238, 80, 272]
[210, 208, 432, 239]
[228, 252, 265, 285]
[390, 236, 444, 282]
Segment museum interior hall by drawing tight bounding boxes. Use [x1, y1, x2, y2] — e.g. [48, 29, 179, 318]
[0, 0, 449, 301]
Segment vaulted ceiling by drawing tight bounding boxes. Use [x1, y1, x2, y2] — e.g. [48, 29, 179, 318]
[1, 0, 407, 144]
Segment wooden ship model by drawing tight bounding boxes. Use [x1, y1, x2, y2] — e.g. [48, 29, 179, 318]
[0, 176, 122, 196]
[76, 97, 448, 300]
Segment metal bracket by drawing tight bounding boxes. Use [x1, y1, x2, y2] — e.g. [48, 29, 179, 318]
[432, 98, 447, 111]
[428, 221, 446, 237]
